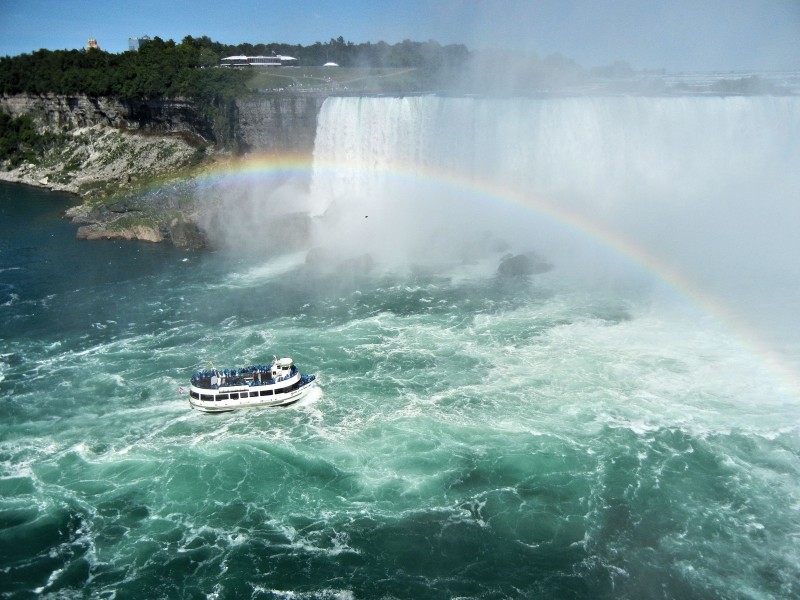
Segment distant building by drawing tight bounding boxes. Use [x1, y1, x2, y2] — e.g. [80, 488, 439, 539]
[220, 54, 297, 67]
[86, 38, 100, 50]
[128, 36, 151, 52]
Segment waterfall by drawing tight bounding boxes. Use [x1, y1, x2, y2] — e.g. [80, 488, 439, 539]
[309, 95, 800, 288]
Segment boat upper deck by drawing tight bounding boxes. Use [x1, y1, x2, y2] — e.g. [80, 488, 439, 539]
[191, 363, 298, 391]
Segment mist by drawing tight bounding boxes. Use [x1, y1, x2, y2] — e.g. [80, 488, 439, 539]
[192, 86, 800, 381]
[196, 171, 316, 256]
[306, 95, 799, 280]
[199, 94, 800, 290]
[422, 0, 800, 73]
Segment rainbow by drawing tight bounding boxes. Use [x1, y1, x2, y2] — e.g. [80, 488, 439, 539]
[189, 152, 800, 401]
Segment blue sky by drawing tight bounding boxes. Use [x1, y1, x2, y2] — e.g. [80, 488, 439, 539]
[1, 0, 798, 71]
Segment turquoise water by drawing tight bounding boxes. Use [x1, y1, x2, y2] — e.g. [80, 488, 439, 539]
[3, 94, 800, 599]
[2, 181, 799, 599]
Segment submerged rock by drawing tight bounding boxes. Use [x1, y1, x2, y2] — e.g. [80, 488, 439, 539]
[497, 252, 553, 277]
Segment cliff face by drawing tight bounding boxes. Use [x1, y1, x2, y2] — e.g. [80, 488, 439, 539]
[0, 124, 202, 197]
[0, 94, 215, 142]
[234, 95, 325, 153]
[0, 93, 327, 152]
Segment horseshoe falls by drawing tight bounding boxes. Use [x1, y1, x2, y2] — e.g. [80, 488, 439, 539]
[2, 95, 800, 599]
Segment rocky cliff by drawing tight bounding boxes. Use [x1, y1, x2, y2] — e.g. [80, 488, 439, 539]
[0, 124, 203, 197]
[0, 93, 215, 141]
[0, 92, 326, 153]
[234, 95, 325, 153]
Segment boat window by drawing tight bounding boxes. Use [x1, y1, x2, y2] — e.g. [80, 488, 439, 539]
[260, 389, 273, 396]
[249, 392, 258, 397]
[190, 390, 199, 399]
[229, 393, 239, 400]
[200, 394, 213, 401]
[217, 394, 229, 400]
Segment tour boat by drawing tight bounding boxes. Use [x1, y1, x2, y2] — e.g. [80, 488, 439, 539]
[188, 357, 317, 413]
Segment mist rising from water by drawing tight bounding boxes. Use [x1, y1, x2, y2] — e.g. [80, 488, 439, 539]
[195, 94, 800, 357]
[306, 96, 800, 329]
[196, 172, 316, 256]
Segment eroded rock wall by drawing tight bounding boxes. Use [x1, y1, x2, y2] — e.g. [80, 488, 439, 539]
[1, 92, 327, 153]
[0, 93, 214, 141]
[234, 95, 325, 153]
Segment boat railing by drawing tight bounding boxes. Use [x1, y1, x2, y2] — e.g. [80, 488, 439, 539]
[191, 364, 301, 390]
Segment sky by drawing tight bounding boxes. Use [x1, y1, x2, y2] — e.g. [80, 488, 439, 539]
[0, 0, 799, 72]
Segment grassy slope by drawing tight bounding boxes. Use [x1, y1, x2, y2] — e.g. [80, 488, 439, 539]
[243, 66, 425, 94]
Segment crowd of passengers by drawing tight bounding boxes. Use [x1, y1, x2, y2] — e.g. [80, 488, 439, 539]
[191, 365, 298, 389]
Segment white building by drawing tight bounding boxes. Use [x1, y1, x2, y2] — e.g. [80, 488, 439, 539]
[220, 54, 297, 67]
[129, 36, 150, 51]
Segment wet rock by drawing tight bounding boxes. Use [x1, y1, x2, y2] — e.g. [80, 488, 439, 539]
[497, 252, 553, 277]
[76, 224, 163, 242]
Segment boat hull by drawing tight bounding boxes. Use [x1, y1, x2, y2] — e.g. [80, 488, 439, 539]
[188, 372, 317, 413]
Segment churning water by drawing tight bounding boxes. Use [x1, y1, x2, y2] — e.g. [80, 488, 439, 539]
[1, 95, 799, 599]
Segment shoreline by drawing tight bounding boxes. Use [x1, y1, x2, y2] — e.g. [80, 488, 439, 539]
[0, 175, 207, 248]
[0, 124, 210, 248]
[0, 168, 83, 198]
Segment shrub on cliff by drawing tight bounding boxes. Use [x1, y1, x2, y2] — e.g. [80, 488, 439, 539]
[0, 113, 63, 166]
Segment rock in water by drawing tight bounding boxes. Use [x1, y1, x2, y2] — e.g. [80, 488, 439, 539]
[497, 252, 553, 277]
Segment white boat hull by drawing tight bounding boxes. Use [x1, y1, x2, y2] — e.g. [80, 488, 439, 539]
[188, 380, 316, 412]
[188, 362, 317, 413]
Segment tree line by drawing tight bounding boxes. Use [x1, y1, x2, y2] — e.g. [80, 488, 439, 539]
[0, 36, 470, 100]
[0, 37, 247, 100]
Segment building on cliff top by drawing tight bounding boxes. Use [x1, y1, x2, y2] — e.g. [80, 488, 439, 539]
[129, 36, 151, 51]
[220, 54, 297, 67]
